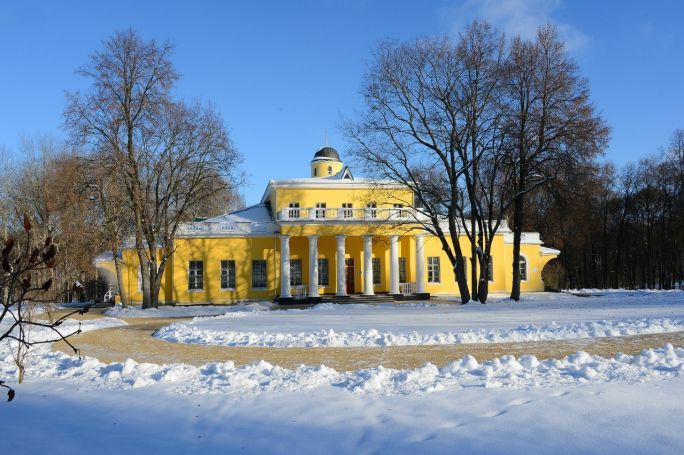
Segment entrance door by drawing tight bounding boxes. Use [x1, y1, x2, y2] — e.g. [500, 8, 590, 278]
[345, 258, 355, 294]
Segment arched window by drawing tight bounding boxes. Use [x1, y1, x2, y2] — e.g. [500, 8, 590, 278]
[519, 255, 528, 281]
[327, 166, 333, 175]
[313, 168, 317, 176]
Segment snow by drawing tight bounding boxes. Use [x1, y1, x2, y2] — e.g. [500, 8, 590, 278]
[2, 291, 684, 453]
[104, 301, 271, 318]
[153, 291, 684, 347]
[2, 339, 684, 453]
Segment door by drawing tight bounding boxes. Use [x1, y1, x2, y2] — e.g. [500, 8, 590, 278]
[345, 258, 355, 294]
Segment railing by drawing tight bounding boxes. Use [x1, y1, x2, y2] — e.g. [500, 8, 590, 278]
[179, 221, 276, 235]
[399, 282, 415, 296]
[292, 285, 308, 300]
[278, 207, 415, 222]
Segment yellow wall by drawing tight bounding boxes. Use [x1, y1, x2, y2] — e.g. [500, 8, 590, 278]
[108, 231, 554, 304]
[270, 186, 414, 217]
[310, 160, 344, 178]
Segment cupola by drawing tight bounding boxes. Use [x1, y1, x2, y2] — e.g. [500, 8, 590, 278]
[310, 146, 344, 177]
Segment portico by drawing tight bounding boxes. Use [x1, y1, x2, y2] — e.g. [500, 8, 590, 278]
[276, 232, 427, 303]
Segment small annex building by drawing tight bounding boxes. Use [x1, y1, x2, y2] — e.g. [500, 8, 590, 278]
[98, 146, 559, 304]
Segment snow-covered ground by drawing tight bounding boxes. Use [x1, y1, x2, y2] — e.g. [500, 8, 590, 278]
[154, 291, 684, 347]
[104, 301, 271, 318]
[2, 290, 684, 453]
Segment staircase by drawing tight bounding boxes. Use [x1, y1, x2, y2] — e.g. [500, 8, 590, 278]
[320, 294, 397, 304]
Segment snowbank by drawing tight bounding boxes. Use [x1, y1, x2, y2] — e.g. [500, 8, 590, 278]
[154, 317, 684, 347]
[152, 292, 684, 347]
[2, 337, 683, 396]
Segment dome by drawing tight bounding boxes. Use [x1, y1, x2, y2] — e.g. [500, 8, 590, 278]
[313, 146, 341, 161]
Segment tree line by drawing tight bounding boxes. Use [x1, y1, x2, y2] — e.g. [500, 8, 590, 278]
[530, 129, 684, 290]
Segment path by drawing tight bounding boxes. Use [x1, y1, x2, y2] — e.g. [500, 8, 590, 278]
[52, 310, 684, 371]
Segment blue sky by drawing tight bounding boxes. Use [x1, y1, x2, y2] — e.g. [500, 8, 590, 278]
[1, 0, 683, 203]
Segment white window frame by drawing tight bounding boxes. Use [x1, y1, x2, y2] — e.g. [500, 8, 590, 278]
[220, 260, 236, 290]
[372, 257, 381, 285]
[393, 203, 407, 218]
[318, 258, 329, 287]
[427, 257, 441, 283]
[342, 203, 353, 219]
[487, 256, 494, 282]
[188, 260, 204, 291]
[288, 202, 300, 219]
[315, 202, 327, 219]
[519, 254, 528, 282]
[365, 202, 377, 219]
[251, 260, 268, 289]
[399, 257, 407, 283]
[290, 259, 303, 286]
[137, 265, 143, 293]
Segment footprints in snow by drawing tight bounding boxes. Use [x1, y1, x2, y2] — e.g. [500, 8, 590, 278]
[481, 397, 532, 419]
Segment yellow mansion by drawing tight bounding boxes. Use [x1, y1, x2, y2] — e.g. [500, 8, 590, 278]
[97, 147, 559, 304]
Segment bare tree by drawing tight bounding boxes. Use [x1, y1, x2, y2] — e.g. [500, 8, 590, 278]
[1, 214, 88, 401]
[5, 137, 103, 304]
[504, 25, 609, 300]
[78, 150, 132, 307]
[65, 30, 242, 308]
[130, 101, 242, 308]
[346, 32, 479, 303]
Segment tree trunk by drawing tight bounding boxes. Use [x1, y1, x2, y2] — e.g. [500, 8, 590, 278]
[138, 249, 152, 309]
[112, 253, 127, 308]
[510, 193, 524, 301]
[453, 257, 470, 304]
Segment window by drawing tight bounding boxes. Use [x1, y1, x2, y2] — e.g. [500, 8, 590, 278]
[366, 202, 377, 218]
[342, 203, 353, 219]
[428, 257, 440, 283]
[327, 166, 333, 175]
[519, 256, 528, 281]
[290, 259, 303, 286]
[487, 256, 494, 282]
[137, 264, 143, 293]
[372, 258, 381, 285]
[221, 260, 236, 290]
[393, 203, 407, 218]
[315, 202, 327, 219]
[188, 260, 204, 290]
[252, 260, 267, 288]
[461, 257, 467, 280]
[399, 257, 407, 283]
[288, 202, 300, 219]
[313, 168, 317, 176]
[318, 258, 329, 286]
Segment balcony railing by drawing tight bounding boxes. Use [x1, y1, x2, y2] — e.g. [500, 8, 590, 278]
[278, 207, 415, 222]
[179, 221, 276, 236]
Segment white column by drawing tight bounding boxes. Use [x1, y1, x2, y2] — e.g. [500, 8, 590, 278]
[389, 235, 400, 295]
[415, 235, 426, 294]
[363, 235, 374, 295]
[336, 235, 347, 296]
[308, 236, 319, 297]
[280, 235, 291, 298]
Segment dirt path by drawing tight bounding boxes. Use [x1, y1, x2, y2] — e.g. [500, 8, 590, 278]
[51, 310, 684, 371]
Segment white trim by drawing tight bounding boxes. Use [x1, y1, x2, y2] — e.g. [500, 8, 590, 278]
[518, 254, 529, 282]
